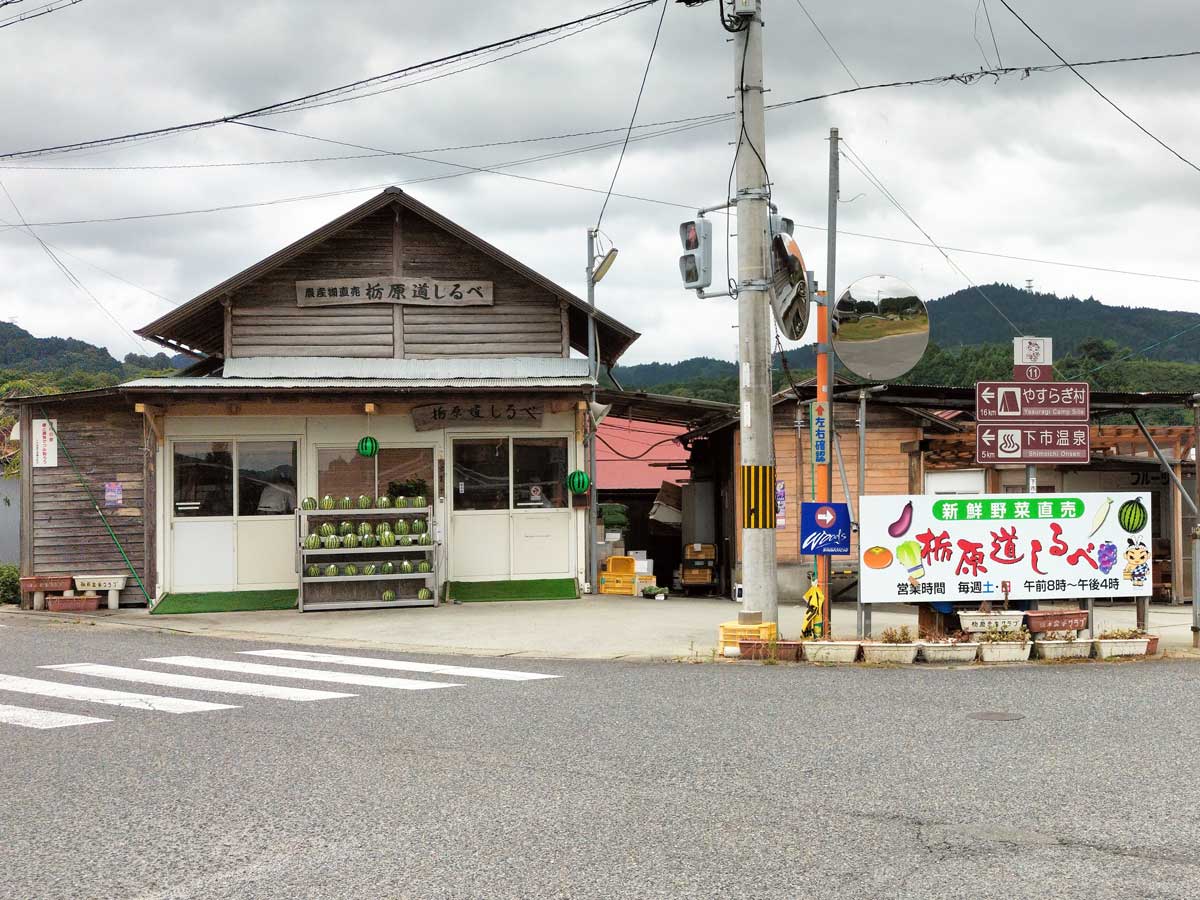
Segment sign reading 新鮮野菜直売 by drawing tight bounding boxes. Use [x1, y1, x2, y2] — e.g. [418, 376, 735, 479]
[295, 277, 492, 307]
[858, 492, 1152, 604]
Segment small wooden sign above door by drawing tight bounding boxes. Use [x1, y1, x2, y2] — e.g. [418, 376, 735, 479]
[412, 401, 544, 432]
[296, 277, 493, 308]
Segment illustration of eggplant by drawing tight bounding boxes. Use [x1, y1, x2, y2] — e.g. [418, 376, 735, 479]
[887, 500, 914, 538]
[895, 539, 924, 580]
[1088, 497, 1113, 538]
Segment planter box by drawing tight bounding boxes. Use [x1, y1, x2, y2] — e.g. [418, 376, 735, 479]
[1094, 638, 1149, 659]
[738, 640, 801, 661]
[861, 643, 919, 665]
[1033, 639, 1091, 660]
[75, 575, 128, 592]
[46, 594, 100, 613]
[978, 642, 1032, 663]
[1146, 635, 1160, 655]
[958, 611, 1026, 633]
[1024, 609, 1088, 633]
[918, 642, 979, 664]
[803, 641, 861, 664]
[20, 575, 74, 594]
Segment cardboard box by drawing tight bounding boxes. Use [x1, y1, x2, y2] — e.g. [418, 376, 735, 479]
[629, 550, 648, 561]
[634, 559, 654, 575]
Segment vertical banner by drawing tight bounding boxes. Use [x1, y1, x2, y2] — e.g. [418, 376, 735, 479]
[741, 465, 777, 529]
[775, 479, 787, 528]
[809, 401, 828, 465]
[32, 419, 58, 468]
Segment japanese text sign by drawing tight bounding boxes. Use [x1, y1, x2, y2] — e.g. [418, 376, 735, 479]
[976, 424, 1091, 463]
[31, 418, 57, 468]
[296, 277, 493, 307]
[859, 492, 1152, 604]
[801, 502, 851, 555]
[411, 401, 544, 432]
[975, 382, 1089, 422]
[809, 401, 828, 465]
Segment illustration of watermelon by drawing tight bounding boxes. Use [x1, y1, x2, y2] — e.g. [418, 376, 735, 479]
[338, 521, 355, 536]
[375, 495, 392, 509]
[400, 560, 414, 574]
[305, 564, 320, 578]
[323, 564, 338, 578]
[416, 560, 431, 573]
[382, 589, 397, 602]
[337, 496, 353, 510]
[342, 533, 360, 549]
[319, 495, 336, 510]
[379, 531, 397, 548]
[412, 495, 426, 509]
[341, 563, 359, 577]
[418, 533, 432, 546]
[360, 534, 377, 548]
[357, 522, 374, 538]
[322, 535, 341, 550]
[394, 519, 410, 535]
[357, 494, 373, 509]
[411, 518, 426, 534]
[380, 561, 395, 575]
[417, 587, 433, 601]
[1118, 498, 1148, 533]
[318, 522, 336, 538]
[361, 563, 377, 576]
[303, 534, 321, 550]
[301, 497, 318, 511]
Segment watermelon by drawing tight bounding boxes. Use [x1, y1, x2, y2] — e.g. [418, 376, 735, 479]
[398, 534, 412, 547]
[322, 535, 341, 550]
[301, 497, 318, 511]
[337, 521, 354, 536]
[355, 494, 371, 509]
[400, 560, 414, 574]
[379, 531, 397, 548]
[341, 563, 359, 577]
[323, 564, 339, 578]
[357, 522, 374, 538]
[305, 564, 320, 578]
[382, 589, 397, 602]
[1118, 497, 1148, 533]
[318, 522, 336, 538]
[360, 533, 377, 548]
[418, 533, 432, 546]
[319, 495, 336, 510]
[303, 533, 321, 550]
[411, 518, 427, 534]
[342, 533, 360, 549]
[375, 521, 393, 537]
[361, 563, 377, 576]
[337, 496, 353, 510]
[417, 587, 433, 601]
[394, 519, 410, 536]
[375, 495, 392, 509]
[412, 495, 427, 509]
[416, 560, 431, 573]
[380, 561, 395, 575]
[394, 496, 410, 509]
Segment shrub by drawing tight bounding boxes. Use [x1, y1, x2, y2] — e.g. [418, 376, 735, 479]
[879, 625, 913, 644]
[1098, 627, 1143, 640]
[978, 624, 1030, 644]
[0, 563, 18, 605]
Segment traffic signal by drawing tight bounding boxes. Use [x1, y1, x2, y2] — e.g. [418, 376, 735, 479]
[678, 218, 712, 291]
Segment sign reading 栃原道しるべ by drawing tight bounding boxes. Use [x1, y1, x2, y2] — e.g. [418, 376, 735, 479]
[858, 492, 1152, 604]
[295, 277, 492, 307]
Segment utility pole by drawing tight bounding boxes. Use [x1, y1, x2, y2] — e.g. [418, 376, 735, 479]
[816, 127, 838, 633]
[733, 2, 777, 624]
[586, 228, 599, 596]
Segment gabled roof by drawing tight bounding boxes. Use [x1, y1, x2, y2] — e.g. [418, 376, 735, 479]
[136, 188, 640, 365]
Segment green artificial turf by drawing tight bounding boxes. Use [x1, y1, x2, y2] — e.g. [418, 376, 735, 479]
[447, 578, 578, 603]
[151, 589, 298, 615]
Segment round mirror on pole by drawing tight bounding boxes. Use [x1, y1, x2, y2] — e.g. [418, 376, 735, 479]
[832, 275, 929, 380]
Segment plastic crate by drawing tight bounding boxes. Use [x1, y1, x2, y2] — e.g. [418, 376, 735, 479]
[718, 621, 778, 653]
[599, 573, 636, 595]
[604, 556, 637, 576]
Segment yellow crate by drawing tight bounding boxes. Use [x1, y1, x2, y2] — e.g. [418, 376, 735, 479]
[599, 573, 636, 596]
[718, 621, 778, 653]
[604, 555, 637, 576]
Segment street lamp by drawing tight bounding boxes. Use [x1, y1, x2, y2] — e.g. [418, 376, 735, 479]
[585, 229, 618, 596]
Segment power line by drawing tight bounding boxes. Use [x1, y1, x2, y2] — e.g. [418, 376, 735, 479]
[793, 0, 859, 87]
[997, 0, 1200, 176]
[595, 0, 668, 231]
[0, 0, 660, 160]
[981, 0, 1004, 67]
[1083, 320, 1200, 375]
[0, 0, 83, 30]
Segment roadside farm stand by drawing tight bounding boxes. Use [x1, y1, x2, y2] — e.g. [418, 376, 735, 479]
[13, 188, 723, 609]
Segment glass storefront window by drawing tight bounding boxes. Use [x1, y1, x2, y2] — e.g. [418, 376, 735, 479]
[317, 448, 375, 501]
[237, 441, 298, 516]
[378, 447, 434, 503]
[513, 438, 568, 509]
[174, 441, 233, 517]
[454, 438, 509, 511]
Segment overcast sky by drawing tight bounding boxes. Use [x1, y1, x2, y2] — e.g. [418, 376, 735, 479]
[1, 0, 1198, 365]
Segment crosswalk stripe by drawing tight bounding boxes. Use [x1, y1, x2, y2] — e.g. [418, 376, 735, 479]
[0, 702, 110, 730]
[0, 673, 238, 714]
[42, 664, 358, 702]
[241, 649, 559, 682]
[144, 656, 461, 691]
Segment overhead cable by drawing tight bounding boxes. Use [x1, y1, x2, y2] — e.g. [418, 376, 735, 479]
[793, 0, 859, 87]
[0, 0, 83, 30]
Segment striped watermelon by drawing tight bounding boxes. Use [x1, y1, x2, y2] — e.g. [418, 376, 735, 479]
[379, 531, 397, 548]
[357, 494, 373, 509]
[417, 587, 433, 601]
[301, 497, 318, 511]
[380, 561, 395, 575]
[395, 496, 410, 509]
[305, 564, 320, 578]
[1118, 498, 1148, 533]
[360, 534, 377, 549]
[337, 496, 353, 510]
[318, 522, 336, 538]
[319, 495, 336, 510]
[361, 563, 377, 576]
[342, 533, 360, 549]
[375, 521, 393, 537]
[410, 518, 426, 534]
[341, 563, 359, 577]
[400, 560, 414, 574]
[417, 533, 432, 546]
[323, 564, 338, 577]
[382, 589, 397, 602]
[357, 522, 374, 538]
[303, 534, 321, 550]
[376, 495, 392, 509]
[416, 560, 431, 573]
[322, 535, 341, 550]
[398, 535, 412, 547]
[412, 495, 426, 509]
[338, 521, 355, 536]
[394, 519, 410, 536]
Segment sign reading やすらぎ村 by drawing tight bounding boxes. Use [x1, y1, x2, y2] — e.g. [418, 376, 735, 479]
[858, 492, 1152, 604]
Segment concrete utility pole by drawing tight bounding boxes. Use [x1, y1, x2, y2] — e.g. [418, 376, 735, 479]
[733, 2, 778, 624]
[586, 228, 599, 595]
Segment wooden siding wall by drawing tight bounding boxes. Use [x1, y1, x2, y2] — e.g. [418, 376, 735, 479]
[30, 400, 149, 605]
[227, 204, 567, 359]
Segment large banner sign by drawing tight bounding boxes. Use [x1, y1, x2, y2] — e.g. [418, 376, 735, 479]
[859, 492, 1152, 604]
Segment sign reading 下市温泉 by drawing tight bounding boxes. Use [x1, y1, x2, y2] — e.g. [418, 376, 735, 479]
[295, 277, 493, 307]
[858, 492, 1152, 604]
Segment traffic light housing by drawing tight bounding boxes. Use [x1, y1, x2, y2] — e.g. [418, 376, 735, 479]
[678, 218, 712, 291]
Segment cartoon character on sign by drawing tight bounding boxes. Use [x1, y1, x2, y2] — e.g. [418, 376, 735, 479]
[1121, 539, 1150, 588]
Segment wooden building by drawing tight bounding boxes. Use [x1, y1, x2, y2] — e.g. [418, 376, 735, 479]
[14, 188, 662, 607]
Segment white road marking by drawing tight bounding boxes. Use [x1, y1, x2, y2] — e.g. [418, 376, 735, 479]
[42, 664, 358, 702]
[0, 702, 110, 730]
[0, 673, 237, 714]
[241, 649, 559, 682]
[144, 656, 461, 691]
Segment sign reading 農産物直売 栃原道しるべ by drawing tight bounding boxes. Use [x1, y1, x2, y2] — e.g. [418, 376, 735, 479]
[858, 493, 1152, 604]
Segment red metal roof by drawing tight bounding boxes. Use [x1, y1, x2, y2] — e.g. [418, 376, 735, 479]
[596, 419, 688, 490]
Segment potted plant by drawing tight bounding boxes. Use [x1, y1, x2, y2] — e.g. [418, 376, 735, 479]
[977, 623, 1032, 663]
[1024, 608, 1089, 634]
[1094, 627, 1150, 659]
[861, 625, 919, 665]
[641, 585, 669, 601]
[1032, 629, 1091, 661]
[917, 629, 979, 664]
[958, 609, 1026, 634]
[802, 637, 861, 664]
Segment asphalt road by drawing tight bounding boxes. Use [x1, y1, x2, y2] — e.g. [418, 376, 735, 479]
[834, 329, 928, 379]
[2, 616, 1198, 899]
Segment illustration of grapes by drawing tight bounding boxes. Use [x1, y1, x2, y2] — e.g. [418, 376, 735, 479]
[1097, 541, 1119, 575]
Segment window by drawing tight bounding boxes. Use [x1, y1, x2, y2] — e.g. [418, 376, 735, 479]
[317, 447, 435, 502]
[453, 438, 509, 511]
[514, 438, 568, 509]
[237, 441, 297, 516]
[174, 441, 233, 517]
[317, 448, 374, 501]
[378, 447, 434, 502]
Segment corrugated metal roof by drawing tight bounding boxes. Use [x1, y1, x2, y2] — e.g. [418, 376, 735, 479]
[121, 376, 593, 391]
[222, 356, 591, 380]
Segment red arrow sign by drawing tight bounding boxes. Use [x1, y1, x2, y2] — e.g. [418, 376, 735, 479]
[815, 505, 837, 527]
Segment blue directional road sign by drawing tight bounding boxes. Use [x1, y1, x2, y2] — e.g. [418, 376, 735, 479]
[800, 502, 852, 555]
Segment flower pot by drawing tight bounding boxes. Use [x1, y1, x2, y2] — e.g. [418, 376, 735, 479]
[46, 594, 100, 613]
[803, 641, 861, 664]
[1093, 638, 1149, 659]
[1024, 609, 1089, 633]
[1145, 635, 1159, 655]
[1032, 639, 1091, 660]
[918, 642, 980, 664]
[738, 640, 802, 662]
[978, 641, 1032, 663]
[20, 575, 75, 594]
[738, 640, 773, 660]
[861, 643, 919, 665]
[958, 611, 1026, 634]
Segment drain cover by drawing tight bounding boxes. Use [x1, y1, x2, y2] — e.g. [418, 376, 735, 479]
[967, 711, 1025, 722]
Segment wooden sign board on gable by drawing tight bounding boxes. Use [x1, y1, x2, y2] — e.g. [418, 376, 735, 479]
[412, 401, 544, 432]
[296, 277, 493, 308]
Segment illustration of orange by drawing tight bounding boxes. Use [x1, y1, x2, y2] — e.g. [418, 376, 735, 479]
[863, 546, 893, 569]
